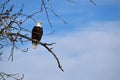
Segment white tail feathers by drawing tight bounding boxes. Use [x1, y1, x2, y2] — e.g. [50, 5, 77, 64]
[32, 43, 37, 49]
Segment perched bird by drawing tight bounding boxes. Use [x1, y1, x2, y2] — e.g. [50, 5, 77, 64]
[32, 21, 43, 49]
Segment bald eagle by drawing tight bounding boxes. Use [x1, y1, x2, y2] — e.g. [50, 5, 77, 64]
[32, 22, 43, 49]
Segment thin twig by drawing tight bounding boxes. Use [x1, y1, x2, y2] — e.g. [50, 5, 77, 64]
[42, 0, 53, 27]
[8, 41, 15, 61]
[89, 0, 96, 5]
[50, 6, 67, 24]
[67, 0, 79, 3]
[41, 42, 64, 71]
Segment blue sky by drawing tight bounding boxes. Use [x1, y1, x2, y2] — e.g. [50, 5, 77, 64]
[0, 0, 120, 80]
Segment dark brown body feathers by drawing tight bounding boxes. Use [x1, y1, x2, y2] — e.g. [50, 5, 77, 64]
[32, 26, 43, 48]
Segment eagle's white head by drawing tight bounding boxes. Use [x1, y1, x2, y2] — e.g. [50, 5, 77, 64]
[36, 21, 42, 27]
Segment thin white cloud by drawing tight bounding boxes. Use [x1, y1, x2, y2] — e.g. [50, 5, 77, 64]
[0, 21, 120, 80]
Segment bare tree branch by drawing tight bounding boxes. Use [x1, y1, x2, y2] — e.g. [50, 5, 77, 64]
[0, 72, 24, 80]
[42, 0, 53, 27]
[1, 31, 64, 71]
[41, 42, 64, 71]
[8, 41, 15, 61]
[90, 0, 96, 5]
[67, 0, 78, 3]
[49, 4, 67, 24]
